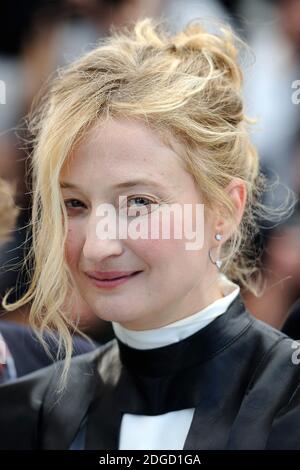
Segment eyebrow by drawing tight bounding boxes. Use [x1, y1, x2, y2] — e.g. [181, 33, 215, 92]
[59, 178, 167, 191]
[60, 181, 81, 190]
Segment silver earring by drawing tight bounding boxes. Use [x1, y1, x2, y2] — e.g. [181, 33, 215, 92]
[208, 233, 223, 269]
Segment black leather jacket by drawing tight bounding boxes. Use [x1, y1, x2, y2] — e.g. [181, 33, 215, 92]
[1, 294, 300, 450]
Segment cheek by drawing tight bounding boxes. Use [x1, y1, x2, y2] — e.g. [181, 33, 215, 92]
[64, 222, 84, 269]
[126, 207, 208, 267]
[128, 235, 195, 268]
[132, 237, 205, 301]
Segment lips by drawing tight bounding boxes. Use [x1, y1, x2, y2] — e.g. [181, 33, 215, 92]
[85, 270, 142, 289]
[85, 270, 141, 281]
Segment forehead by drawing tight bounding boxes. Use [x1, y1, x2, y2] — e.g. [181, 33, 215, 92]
[61, 117, 189, 188]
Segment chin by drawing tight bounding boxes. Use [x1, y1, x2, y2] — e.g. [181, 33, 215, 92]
[90, 302, 143, 325]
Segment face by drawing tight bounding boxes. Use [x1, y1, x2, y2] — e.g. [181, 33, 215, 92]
[60, 117, 222, 330]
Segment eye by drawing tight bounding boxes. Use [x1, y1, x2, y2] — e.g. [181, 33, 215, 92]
[63, 199, 86, 214]
[125, 196, 157, 217]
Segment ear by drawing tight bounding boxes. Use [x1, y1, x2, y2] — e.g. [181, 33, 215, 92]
[214, 178, 247, 242]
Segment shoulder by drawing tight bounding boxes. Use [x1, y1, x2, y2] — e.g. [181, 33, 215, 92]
[281, 298, 300, 338]
[0, 359, 56, 449]
[227, 312, 300, 449]
[247, 313, 300, 370]
[239, 311, 300, 394]
[250, 321, 300, 449]
[0, 340, 117, 449]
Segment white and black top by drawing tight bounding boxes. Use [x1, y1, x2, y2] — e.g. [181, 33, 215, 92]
[1, 276, 300, 450]
[112, 274, 240, 450]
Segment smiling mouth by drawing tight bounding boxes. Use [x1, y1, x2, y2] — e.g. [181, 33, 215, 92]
[103, 271, 142, 280]
[85, 270, 143, 287]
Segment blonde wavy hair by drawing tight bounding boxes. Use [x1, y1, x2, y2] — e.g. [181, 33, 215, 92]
[2, 17, 294, 388]
[0, 178, 19, 244]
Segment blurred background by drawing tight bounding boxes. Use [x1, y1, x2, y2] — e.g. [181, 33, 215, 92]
[1, 0, 300, 355]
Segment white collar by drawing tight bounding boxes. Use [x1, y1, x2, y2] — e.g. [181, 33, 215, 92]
[112, 274, 240, 350]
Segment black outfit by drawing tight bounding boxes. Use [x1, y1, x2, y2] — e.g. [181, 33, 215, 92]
[0, 320, 97, 377]
[282, 298, 300, 339]
[1, 293, 300, 450]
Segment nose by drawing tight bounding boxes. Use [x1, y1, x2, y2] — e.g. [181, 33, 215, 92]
[82, 210, 124, 263]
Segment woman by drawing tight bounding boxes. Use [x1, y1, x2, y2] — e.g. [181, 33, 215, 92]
[0, 17, 299, 450]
